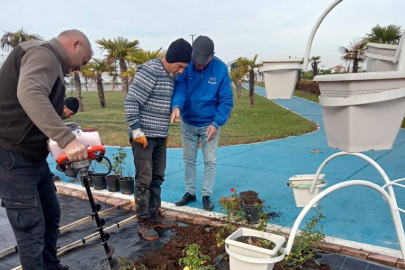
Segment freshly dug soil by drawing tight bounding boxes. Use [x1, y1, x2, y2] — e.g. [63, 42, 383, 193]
[236, 236, 276, 249]
[130, 225, 332, 270]
[244, 197, 263, 205]
[132, 225, 226, 270]
[239, 190, 258, 197]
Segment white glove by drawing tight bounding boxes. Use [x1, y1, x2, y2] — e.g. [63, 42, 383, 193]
[132, 128, 145, 139]
[132, 128, 148, 148]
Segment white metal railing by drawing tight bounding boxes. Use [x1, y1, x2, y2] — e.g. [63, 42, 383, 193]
[284, 151, 405, 260]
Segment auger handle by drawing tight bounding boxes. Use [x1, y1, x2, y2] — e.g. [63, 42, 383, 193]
[57, 145, 106, 165]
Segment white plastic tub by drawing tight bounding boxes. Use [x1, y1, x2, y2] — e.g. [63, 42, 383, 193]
[319, 88, 405, 152]
[261, 58, 303, 99]
[366, 43, 399, 72]
[225, 227, 286, 270]
[288, 174, 326, 207]
[315, 71, 405, 98]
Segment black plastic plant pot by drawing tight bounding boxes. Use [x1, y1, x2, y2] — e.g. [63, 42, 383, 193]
[119, 177, 134, 195]
[89, 172, 107, 190]
[242, 200, 262, 225]
[106, 175, 121, 192]
[239, 190, 258, 211]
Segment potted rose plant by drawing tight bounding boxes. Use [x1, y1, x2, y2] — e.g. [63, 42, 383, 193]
[107, 147, 127, 192]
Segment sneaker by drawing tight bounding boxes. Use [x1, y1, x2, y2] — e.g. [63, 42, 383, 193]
[152, 209, 177, 228]
[48, 264, 69, 270]
[175, 192, 197, 206]
[202, 196, 214, 211]
[138, 218, 159, 241]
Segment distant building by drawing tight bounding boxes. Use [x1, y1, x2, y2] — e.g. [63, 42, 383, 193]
[330, 65, 347, 73]
[226, 59, 239, 73]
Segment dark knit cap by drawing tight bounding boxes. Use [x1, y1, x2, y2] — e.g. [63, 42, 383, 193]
[166, 38, 192, 64]
[65, 97, 79, 113]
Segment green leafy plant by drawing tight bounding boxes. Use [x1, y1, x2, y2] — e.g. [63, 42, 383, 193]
[257, 210, 269, 231]
[281, 208, 326, 269]
[215, 188, 271, 248]
[90, 157, 110, 174]
[111, 146, 127, 176]
[117, 257, 148, 270]
[215, 188, 246, 247]
[179, 244, 215, 270]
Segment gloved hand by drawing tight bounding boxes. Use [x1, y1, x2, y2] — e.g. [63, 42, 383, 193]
[132, 128, 148, 148]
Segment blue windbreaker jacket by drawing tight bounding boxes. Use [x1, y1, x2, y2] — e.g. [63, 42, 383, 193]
[171, 57, 234, 128]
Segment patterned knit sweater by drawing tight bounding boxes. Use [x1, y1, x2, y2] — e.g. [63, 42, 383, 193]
[125, 59, 174, 138]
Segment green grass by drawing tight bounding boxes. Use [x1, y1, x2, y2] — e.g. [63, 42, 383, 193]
[67, 89, 317, 147]
[293, 90, 319, 103]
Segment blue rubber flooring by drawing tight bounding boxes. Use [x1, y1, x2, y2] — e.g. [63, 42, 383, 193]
[49, 84, 405, 252]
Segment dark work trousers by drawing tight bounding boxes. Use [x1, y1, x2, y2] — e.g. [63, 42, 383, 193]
[0, 148, 61, 270]
[131, 138, 166, 220]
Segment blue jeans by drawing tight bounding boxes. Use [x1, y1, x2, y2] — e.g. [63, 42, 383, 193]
[181, 121, 219, 197]
[0, 148, 61, 270]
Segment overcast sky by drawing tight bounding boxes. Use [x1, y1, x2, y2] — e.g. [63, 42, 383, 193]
[0, 0, 404, 69]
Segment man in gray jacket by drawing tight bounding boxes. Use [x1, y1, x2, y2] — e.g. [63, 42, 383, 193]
[0, 30, 92, 270]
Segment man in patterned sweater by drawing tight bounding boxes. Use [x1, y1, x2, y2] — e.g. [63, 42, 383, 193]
[125, 38, 192, 241]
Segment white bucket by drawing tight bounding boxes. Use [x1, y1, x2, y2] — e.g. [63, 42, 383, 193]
[288, 174, 326, 207]
[225, 227, 286, 270]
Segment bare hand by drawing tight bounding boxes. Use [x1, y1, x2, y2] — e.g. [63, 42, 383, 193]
[206, 125, 218, 142]
[170, 107, 181, 123]
[63, 138, 88, 162]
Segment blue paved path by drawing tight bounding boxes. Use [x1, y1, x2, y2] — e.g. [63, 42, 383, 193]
[49, 84, 405, 252]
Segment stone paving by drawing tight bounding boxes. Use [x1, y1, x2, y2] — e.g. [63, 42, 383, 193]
[0, 194, 402, 270]
[0, 194, 176, 270]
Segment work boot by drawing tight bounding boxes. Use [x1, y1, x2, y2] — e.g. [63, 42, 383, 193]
[48, 264, 69, 270]
[202, 196, 214, 211]
[138, 218, 159, 241]
[175, 192, 196, 206]
[152, 209, 177, 228]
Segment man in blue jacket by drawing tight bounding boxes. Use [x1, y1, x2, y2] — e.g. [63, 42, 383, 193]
[171, 36, 233, 211]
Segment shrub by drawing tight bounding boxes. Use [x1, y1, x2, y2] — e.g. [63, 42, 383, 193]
[295, 81, 320, 95]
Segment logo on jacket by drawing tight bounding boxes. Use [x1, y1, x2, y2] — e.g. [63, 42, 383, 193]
[208, 77, 217, 85]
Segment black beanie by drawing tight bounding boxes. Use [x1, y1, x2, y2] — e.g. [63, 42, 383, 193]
[65, 97, 79, 113]
[166, 38, 192, 64]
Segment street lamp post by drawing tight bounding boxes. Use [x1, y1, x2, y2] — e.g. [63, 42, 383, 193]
[189, 34, 196, 45]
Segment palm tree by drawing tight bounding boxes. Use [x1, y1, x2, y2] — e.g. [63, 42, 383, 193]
[96, 37, 140, 98]
[339, 39, 367, 73]
[365, 24, 402, 45]
[122, 48, 164, 83]
[81, 64, 94, 92]
[86, 59, 115, 107]
[236, 55, 262, 107]
[0, 28, 42, 51]
[72, 71, 84, 111]
[310, 56, 321, 77]
[229, 67, 244, 98]
[108, 63, 119, 90]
